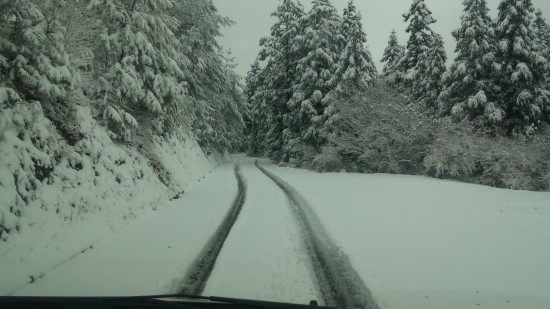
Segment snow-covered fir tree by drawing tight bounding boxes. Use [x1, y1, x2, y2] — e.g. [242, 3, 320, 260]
[399, 0, 438, 87]
[333, 0, 377, 89]
[495, 0, 550, 134]
[170, 0, 246, 151]
[381, 29, 405, 77]
[324, 0, 377, 132]
[438, 0, 502, 124]
[0, 0, 72, 107]
[245, 59, 262, 101]
[289, 0, 343, 152]
[258, 0, 305, 160]
[534, 9, 550, 88]
[245, 59, 267, 155]
[89, 0, 187, 140]
[413, 34, 447, 108]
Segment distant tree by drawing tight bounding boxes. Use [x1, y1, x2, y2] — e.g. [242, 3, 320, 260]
[399, 0, 438, 87]
[290, 0, 342, 152]
[169, 0, 245, 151]
[259, 0, 306, 161]
[495, 0, 550, 134]
[381, 29, 405, 77]
[439, 0, 501, 125]
[245, 59, 266, 155]
[413, 34, 447, 109]
[333, 0, 377, 89]
[325, 0, 377, 134]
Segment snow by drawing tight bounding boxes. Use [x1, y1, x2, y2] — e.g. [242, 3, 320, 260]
[203, 159, 321, 304]
[3, 156, 550, 309]
[262, 162, 550, 309]
[10, 163, 238, 296]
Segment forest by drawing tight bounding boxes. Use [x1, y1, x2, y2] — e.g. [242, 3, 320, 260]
[246, 0, 550, 191]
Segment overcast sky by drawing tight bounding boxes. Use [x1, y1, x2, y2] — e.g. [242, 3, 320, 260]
[213, 0, 550, 77]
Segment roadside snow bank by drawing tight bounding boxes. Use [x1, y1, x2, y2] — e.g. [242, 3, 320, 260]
[0, 103, 222, 295]
[264, 163, 550, 309]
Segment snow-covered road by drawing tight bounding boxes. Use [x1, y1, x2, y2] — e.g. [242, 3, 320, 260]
[203, 159, 322, 305]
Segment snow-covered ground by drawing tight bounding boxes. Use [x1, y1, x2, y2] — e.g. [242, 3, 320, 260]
[9, 163, 237, 296]
[263, 161, 550, 309]
[4, 156, 550, 309]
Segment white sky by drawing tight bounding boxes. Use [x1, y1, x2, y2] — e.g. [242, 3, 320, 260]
[214, 0, 550, 77]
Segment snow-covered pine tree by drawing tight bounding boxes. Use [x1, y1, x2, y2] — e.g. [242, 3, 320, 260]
[245, 59, 262, 102]
[495, 0, 550, 134]
[289, 0, 342, 153]
[216, 49, 247, 151]
[169, 0, 245, 151]
[324, 0, 377, 133]
[0, 0, 72, 107]
[381, 29, 404, 77]
[89, 0, 187, 141]
[245, 58, 267, 155]
[534, 9, 550, 88]
[400, 0, 438, 88]
[413, 33, 447, 109]
[59, 0, 101, 101]
[438, 0, 501, 125]
[332, 0, 377, 89]
[258, 0, 305, 161]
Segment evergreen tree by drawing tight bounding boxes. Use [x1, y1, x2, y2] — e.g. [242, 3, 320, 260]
[534, 9, 550, 87]
[495, 0, 550, 134]
[333, 0, 377, 89]
[169, 0, 246, 150]
[0, 0, 72, 107]
[259, 0, 305, 161]
[245, 59, 265, 155]
[289, 0, 342, 152]
[400, 0, 437, 87]
[245, 59, 262, 100]
[439, 0, 501, 125]
[381, 29, 404, 77]
[89, 0, 187, 140]
[324, 0, 377, 133]
[413, 34, 447, 108]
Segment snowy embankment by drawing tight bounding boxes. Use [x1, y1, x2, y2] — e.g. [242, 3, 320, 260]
[11, 163, 238, 296]
[0, 103, 225, 295]
[263, 163, 550, 309]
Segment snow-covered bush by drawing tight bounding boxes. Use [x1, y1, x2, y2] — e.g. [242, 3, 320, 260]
[424, 120, 550, 190]
[325, 81, 435, 174]
[423, 119, 482, 180]
[317, 81, 550, 191]
[0, 102, 62, 240]
[312, 145, 342, 172]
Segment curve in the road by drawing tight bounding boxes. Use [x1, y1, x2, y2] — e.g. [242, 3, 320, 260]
[179, 164, 247, 295]
[255, 161, 380, 309]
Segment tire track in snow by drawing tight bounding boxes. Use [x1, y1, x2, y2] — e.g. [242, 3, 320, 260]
[179, 164, 246, 295]
[256, 161, 380, 309]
